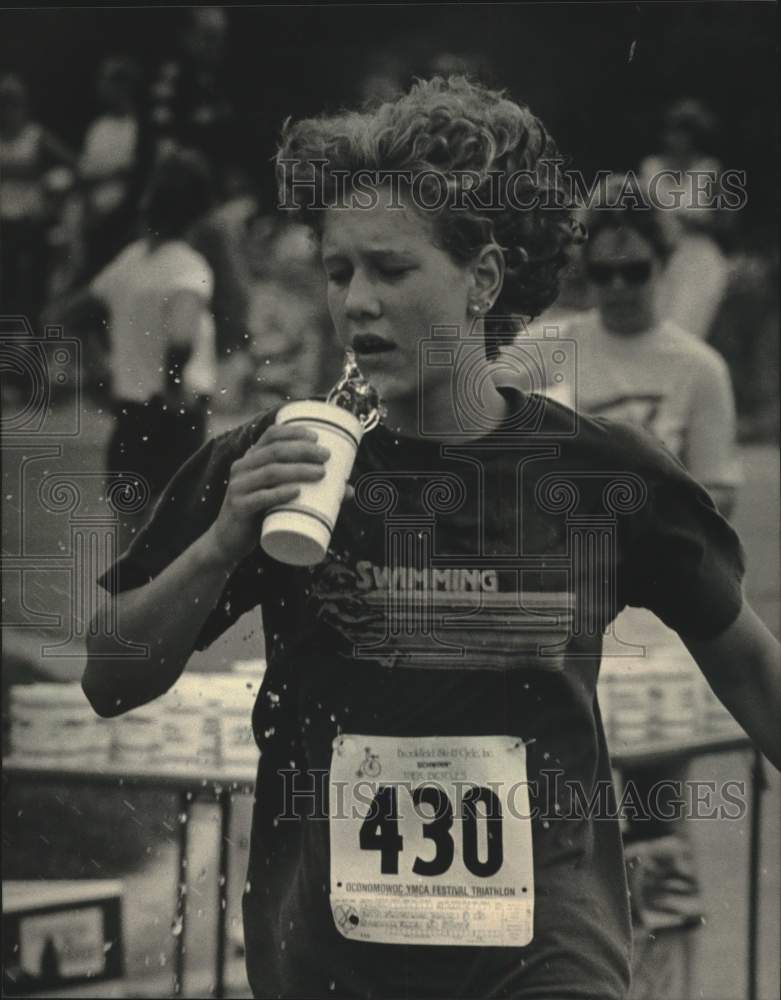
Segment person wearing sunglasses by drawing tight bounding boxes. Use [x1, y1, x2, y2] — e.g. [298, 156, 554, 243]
[563, 177, 743, 925]
[573, 176, 741, 517]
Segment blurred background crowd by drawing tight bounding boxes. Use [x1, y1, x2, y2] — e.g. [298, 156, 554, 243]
[1, 3, 778, 442]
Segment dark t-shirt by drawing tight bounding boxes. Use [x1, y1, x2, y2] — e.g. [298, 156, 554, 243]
[100, 389, 745, 1000]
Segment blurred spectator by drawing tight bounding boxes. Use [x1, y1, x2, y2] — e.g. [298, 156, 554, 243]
[575, 175, 741, 505]
[213, 212, 339, 415]
[45, 165, 84, 301]
[497, 176, 740, 505]
[78, 56, 153, 278]
[639, 99, 730, 339]
[248, 214, 340, 401]
[149, 6, 237, 191]
[190, 165, 257, 360]
[496, 178, 743, 919]
[49, 149, 217, 543]
[710, 247, 780, 443]
[0, 74, 76, 323]
[545, 179, 741, 924]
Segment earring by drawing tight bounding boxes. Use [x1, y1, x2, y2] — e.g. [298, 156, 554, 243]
[469, 302, 483, 315]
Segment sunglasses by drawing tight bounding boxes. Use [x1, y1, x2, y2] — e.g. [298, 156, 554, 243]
[586, 261, 653, 286]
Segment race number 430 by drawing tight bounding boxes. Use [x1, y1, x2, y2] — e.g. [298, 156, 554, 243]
[329, 735, 535, 947]
[360, 783, 503, 877]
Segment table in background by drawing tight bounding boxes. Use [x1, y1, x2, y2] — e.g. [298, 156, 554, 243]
[3, 759, 256, 999]
[612, 733, 765, 1000]
[4, 735, 766, 1000]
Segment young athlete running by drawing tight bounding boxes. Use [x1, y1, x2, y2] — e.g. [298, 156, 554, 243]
[83, 77, 780, 1000]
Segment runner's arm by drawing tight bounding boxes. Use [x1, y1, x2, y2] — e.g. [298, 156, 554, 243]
[82, 424, 331, 717]
[82, 526, 238, 717]
[681, 599, 781, 770]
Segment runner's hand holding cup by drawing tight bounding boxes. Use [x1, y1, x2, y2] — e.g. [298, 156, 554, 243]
[260, 401, 367, 565]
[206, 422, 349, 572]
[257, 358, 383, 565]
[208, 354, 381, 569]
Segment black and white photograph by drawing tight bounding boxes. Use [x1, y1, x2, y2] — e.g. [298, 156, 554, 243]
[1, 3, 778, 998]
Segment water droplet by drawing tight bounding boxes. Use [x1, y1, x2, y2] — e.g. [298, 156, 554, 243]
[220, 388, 228, 395]
[171, 917, 184, 937]
[329, 981, 336, 991]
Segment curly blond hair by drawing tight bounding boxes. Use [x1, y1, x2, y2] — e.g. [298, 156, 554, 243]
[276, 76, 580, 357]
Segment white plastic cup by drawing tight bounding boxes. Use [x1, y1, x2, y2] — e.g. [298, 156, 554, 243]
[260, 400, 363, 566]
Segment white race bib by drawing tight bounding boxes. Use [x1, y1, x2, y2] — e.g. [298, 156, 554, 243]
[329, 734, 534, 946]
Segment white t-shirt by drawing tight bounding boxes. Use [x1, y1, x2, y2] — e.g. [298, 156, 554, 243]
[0, 123, 45, 221]
[91, 239, 215, 402]
[498, 309, 741, 488]
[79, 115, 138, 214]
